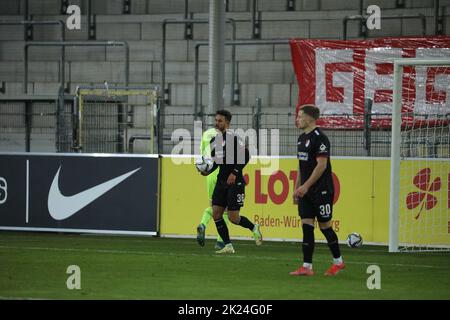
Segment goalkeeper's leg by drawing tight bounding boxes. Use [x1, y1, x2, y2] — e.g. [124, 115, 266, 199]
[197, 172, 223, 248]
[196, 207, 211, 247]
[200, 206, 213, 226]
[197, 206, 230, 249]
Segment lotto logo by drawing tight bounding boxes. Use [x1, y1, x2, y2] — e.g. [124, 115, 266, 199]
[252, 170, 340, 205]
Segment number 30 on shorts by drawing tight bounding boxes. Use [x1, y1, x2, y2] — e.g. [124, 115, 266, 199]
[319, 204, 331, 216]
[237, 193, 245, 203]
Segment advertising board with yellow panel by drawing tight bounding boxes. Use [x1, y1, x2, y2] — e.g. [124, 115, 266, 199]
[160, 156, 449, 245]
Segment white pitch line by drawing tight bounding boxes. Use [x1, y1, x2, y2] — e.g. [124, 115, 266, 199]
[0, 245, 447, 269]
[0, 236, 389, 252]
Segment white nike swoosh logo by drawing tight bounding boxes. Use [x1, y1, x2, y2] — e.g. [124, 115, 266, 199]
[48, 166, 141, 220]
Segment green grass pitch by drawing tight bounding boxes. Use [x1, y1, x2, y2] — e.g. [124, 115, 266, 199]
[0, 231, 449, 300]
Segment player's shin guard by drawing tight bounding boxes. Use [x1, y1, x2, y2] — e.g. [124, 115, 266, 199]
[321, 227, 341, 259]
[238, 216, 255, 231]
[214, 218, 231, 244]
[302, 224, 315, 264]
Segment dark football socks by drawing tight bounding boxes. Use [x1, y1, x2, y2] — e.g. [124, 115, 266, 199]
[321, 227, 341, 259]
[214, 218, 231, 244]
[238, 216, 255, 231]
[302, 224, 315, 264]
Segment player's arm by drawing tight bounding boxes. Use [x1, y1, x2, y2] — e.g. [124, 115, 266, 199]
[230, 141, 250, 176]
[227, 136, 249, 185]
[201, 136, 219, 176]
[293, 167, 301, 204]
[294, 157, 327, 197]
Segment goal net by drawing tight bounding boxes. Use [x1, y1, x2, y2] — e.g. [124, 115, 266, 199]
[389, 58, 450, 252]
[75, 86, 158, 153]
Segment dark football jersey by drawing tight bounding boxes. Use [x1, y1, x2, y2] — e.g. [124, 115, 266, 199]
[297, 127, 334, 194]
[209, 130, 250, 182]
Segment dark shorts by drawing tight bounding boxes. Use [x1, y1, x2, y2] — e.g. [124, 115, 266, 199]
[212, 180, 245, 211]
[298, 190, 334, 223]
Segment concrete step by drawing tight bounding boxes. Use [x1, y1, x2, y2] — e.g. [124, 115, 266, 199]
[2, 5, 445, 42]
[0, 41, 108, 61]
[0, 40, 192, 62]
[188, 41, 280, 64]
[70, 61, 152, 82]
[107, 40, 188, 61]
[0, 81, 160, 95]
[167, 82, 297, 109]
[156, 60, 295, 85]
[0, 0, 443, 16]
[0, 61, 61, 82]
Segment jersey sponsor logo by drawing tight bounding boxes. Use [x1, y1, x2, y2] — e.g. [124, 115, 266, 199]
[305, 140, 310, 147]
[319, 143, 327, 151]
[297, 152, 308, 161]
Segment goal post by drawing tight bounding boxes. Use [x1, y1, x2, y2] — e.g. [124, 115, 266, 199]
[389, 58, 450, 252]
[75, 86, 158, 154]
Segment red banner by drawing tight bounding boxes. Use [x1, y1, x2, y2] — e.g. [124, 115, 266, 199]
[290, 37, 450, 128]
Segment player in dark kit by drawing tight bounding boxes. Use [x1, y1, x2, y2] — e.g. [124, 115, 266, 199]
[201, 109, 263, 254]
[290, 105, 345, 276]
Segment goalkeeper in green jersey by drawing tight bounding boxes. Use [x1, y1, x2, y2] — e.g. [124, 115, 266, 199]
[196, 127, 230, 250]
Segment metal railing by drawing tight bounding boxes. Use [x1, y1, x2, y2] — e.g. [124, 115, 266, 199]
[434, 0, 445, 35]
[23, 41, 130, 95]
[2, 101, 448, 157]
[0, 94, 75, 152]
[193, 39, 290, 118]
[128, 135, 152, 153]
[160, 18, 239, 155]
[0, 19, 65, 42]
[160, 18, 238, 106]
[160, 109, 450, 157]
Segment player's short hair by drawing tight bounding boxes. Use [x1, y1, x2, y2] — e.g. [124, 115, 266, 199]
[300, 105, 320, 120]
[216, 109, 232, 122]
